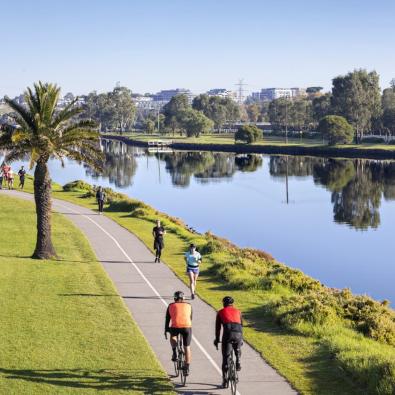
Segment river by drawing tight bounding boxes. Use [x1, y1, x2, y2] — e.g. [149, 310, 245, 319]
[3, 138, 395, 304]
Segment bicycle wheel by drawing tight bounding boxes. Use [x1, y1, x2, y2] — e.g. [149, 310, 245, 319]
[174, 359, 179, 377]
[179, 352, 187, 386]
[229, 359, 237, 395]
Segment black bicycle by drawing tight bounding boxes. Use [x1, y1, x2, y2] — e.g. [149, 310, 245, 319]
[173, 334, 187, 386]
[225, 347, 238, 395]
[216, 341, 239, 394]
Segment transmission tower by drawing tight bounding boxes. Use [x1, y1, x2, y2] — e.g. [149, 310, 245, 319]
[235, 79, 248, 104]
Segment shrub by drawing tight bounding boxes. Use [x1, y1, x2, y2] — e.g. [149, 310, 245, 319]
[317, 115, 354, 145]
[361, 136, 385, 144]
[63, 180, 93, 192]
[235, 125, 262, 144]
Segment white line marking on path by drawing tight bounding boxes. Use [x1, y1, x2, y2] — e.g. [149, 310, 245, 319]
[55, 202, 240, 394]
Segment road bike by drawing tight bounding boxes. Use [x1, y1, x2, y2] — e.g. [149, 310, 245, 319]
[225, 346, 238, 395]
[173, 334, 188, 386]
[216, 341, 239, 395]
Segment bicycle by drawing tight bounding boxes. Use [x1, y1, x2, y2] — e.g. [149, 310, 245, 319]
[172, 333, 188, 386]
[216, 341, 239, 395]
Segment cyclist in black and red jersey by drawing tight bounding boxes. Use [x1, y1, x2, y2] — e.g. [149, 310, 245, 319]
[214, 296, 243, 388]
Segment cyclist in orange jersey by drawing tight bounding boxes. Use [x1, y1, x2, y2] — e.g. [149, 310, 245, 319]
[165, 291, 192, 375]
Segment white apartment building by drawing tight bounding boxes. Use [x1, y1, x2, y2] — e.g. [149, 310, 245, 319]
[252, 87, 306, 101]
[206, 88, 238, 101]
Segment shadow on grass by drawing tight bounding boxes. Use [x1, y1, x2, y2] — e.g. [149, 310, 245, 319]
[0, 368, 172, 392]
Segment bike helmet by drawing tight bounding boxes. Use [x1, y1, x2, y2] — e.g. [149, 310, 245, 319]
[222, 296, 234, 307]
[174, 291, 184, 301]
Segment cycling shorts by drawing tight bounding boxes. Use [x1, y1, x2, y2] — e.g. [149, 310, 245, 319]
[169, 327, 192, 346]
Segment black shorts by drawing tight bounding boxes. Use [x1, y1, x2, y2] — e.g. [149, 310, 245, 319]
[169, 327, 192, 346]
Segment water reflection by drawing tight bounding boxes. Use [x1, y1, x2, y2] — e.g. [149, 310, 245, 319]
[87, 140, 138, 188]
[100, 140, 395, 230]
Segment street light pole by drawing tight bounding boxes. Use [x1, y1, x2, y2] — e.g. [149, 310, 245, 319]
[157, 107, 160, 134]
[285, 96, 288, 144]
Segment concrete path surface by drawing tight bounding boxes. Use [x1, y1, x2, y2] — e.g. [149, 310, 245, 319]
[4, 190, 297, 395]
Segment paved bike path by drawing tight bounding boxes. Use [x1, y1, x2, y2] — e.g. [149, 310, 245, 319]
[5, 190, 296, 395]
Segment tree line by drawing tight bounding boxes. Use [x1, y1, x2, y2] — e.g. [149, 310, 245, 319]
[156, 94, 240, 137]
[266, 70, 395, 143]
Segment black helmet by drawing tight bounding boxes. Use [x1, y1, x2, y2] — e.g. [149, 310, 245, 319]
[223, 296, 234, 307]
[174, 291, 184, 301]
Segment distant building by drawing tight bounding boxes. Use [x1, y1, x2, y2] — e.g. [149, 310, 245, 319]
[152, 89, 194, 104]
[133, 95, 162, 111]
[206, 88, 237, 101]
[290, 87, 306, 98]
[251, 87, 306, 102]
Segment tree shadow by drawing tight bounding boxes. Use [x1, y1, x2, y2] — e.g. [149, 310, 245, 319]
[0, 368, 172, 392]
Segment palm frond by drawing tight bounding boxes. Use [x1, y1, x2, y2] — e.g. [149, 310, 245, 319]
[51, 99, 82, 128]
[4, 97, 36, 131]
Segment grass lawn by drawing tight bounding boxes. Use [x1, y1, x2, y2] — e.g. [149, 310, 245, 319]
[0, 194, 174, 394]
[19, 180, 359, 394]
[106, 132, 395, 155]
[106, 132, 323, 146]
[16, 177, 395, 394]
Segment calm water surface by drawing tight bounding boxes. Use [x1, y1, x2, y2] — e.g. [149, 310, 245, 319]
[3, 139, 395, 303]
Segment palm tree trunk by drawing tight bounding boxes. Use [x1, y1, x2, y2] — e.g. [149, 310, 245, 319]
[32, 159, 56, 259]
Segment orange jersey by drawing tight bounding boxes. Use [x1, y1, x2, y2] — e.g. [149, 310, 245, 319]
[166, 302, 192, 328]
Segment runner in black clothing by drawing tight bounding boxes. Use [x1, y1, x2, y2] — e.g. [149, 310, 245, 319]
[18, 166, 26, 189]
[152, 219, 166, 262]
[96, 186, 106, 214]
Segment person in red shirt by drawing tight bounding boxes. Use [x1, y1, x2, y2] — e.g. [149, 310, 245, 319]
[164, 291, 193, 375]
[214, 296, 243, 387]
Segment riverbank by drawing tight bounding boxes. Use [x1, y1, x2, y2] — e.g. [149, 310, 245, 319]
[0, 194, 174, 394]
[105, 133, 395, 160]
[18, 176, 395, 394]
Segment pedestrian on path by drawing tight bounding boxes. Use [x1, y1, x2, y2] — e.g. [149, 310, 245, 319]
[1, 162, 10, 189]
[185, 244, 202, 300]
[152, 219, 166, 262]
[95, 186, 106, 214]
[0, 164, 3, 190]
[7, 168, 14, 189]
[18, 166, 26, 189]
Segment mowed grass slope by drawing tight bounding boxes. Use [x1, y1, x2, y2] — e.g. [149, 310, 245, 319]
[0, 194, 174, 394]
[43, 180, 394, 395]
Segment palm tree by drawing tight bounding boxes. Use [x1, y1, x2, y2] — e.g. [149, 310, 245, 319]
[0, 82, 103, 259]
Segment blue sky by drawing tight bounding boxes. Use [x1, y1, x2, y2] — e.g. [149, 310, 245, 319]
[1, 0, 394, 97]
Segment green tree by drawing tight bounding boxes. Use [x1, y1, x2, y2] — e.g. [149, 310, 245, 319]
[179, 109, 214, 137]
[382, 84, 395, 134]
[245, 103, 261, 122]
[290, 99, 313, 131]
[144, 118, 156, 133]
[163, 94, 190, 134]
[312, 93, 332, 124]
[0, 82, 102, 258]
[331, 69, 382, 142]
[109, 87, 136, 132]
[268, 98, 288, 130]
[235, 125, 261, 143]
[317, 115, 354, 145]
[84, 87, 135, 133]
[192, 94, 240, 130]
